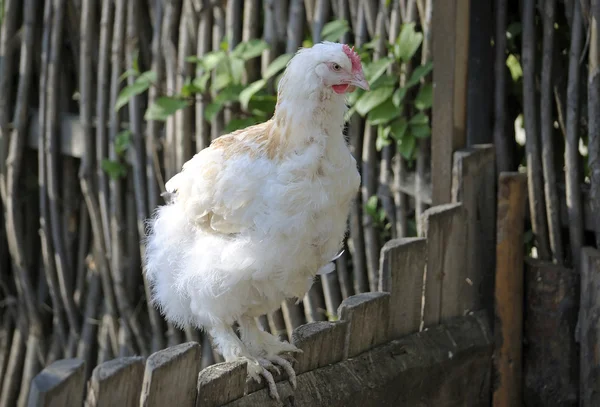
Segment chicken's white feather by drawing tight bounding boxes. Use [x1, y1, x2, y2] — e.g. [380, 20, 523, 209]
[143, 41, 368, 396]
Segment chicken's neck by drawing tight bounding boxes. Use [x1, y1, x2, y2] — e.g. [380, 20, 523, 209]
[273, 86, 348, 148]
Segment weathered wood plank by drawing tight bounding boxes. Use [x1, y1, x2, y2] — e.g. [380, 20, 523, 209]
[225, 311, 493, 407]
[451, 145, 496, 317]
[291, 320, 347, 374]
[580, 247, 600, 407]
[378, 238, 426, 338]
[492, 172, 527, 407]
[420, 203, 468, 327]
[523, 258, 578, 406]
[337, 292, 390, 359]
[28, 358, 86, 407]
[196, 360, 247, 407]
[140, 341, 202, 407]
[431, 0, 471, 205]
[85, 356, 145, 407]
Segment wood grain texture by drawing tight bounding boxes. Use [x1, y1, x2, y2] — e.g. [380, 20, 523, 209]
[580, 247, 600, 407]
[291, 320, 347, 374]
[523, 258, 578, 406]
[337, 292, 390, 359]
[85, 356, 145, 407]
[431, 0, 470, 205]
[378, 237, 426, 338]
[140, 341, 201, 407]
[196, 360, 247, 407]
[421, 203, 468, 327]
[224, 312, 493, 407]
[492, 172, 527, 407]
[451, 145, 496, 318]
[27, 358, 85, 407]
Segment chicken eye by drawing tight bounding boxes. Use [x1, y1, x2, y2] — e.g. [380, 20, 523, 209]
[332, 63, 341, 71]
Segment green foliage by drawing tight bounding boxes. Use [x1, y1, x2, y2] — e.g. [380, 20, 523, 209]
[348, 22, 432, 164]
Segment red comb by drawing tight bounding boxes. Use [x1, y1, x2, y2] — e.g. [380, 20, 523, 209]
[342, 44, 362, 73]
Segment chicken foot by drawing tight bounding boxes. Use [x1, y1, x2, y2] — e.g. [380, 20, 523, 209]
[238, 316, 302, 399]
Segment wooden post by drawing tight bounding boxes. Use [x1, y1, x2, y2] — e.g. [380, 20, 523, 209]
[27, 359, 86, 407]
[196, 360, 247, 407]
[140, 342, 202, 407]
[431, 0, 471, 205]
[493, 172, 527, 407]
[291, 321, 347, 374]
[522, 258, 579, 406]
[85, 356, 145, 407]
[452, 145, 496, 318]
[378, 238, 427, 338]
[420, 203, 468, 327]
[580, 247, 600, 406]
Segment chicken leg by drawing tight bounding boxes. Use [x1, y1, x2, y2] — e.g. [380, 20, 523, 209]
[237, 315, 302, 398]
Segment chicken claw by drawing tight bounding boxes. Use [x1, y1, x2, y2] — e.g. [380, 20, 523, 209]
[247, 359, 280, 401]
[268, 355, 297, 389]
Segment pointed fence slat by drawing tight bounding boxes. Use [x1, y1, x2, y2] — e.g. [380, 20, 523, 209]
[196, 360, 247, 407]
[85, 356, 145, 407]
[452, 144, 496, 317]
[421, 203, 468, 327]
[337, 292, 390, 359]
[291, 320, 348, 374]
[140, 341, 201, 407]
[27, 358, 85, 407]
[378, 238, 427, 338]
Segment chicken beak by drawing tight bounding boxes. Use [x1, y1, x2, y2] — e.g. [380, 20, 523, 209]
[350, 71, 370, 91]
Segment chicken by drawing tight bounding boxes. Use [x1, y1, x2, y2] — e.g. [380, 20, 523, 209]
[143, 41, 369, 399]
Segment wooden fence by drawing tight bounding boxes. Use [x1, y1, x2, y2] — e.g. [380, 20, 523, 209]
[27, 144, 500, 406]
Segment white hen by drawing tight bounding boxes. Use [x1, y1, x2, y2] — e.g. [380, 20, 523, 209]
[144, 41, 369, 398]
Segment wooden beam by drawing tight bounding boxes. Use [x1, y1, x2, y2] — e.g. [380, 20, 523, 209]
[431, 0, 471, 205]
[493, 172, 528, 407]
[580, 247, 600, 406]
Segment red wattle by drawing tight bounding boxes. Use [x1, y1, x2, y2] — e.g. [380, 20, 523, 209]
[332, 84, 350, 94]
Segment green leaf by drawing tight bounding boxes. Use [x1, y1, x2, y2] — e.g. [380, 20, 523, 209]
[119, 68, 139, 82]
[370, 73, 397, 90]
[410, 123, 431, 139]
[199, 50, 227, 71]
[398, 132, 416, 160]
[406, 62, 433, 87]
[225, 117, 261, 132]
[193, 72, 211, 93]
[263, 54, 293, 79]
[232, 39, 269, 61]
[366, 195, 379, 217]
[230, 57, 246, 84]
[364, 57, 393, 83]
[115, 71, 157, 112]
[101, 159, 127, 179]
[240, 79, 267, 110]
[414, 83, 433, 110]
[409, 112, 429, 125]
[115, 130, 131, 155]
[321, 19, 350, 42]
[354, 86, 395, 116]
[393, 87, 407, 107]
[214, 68, 232, 91]
[144, 97, 189, 121]
[389, 117, 408, 141]
[367, 99, 401, 125]
[395, 23, 423, 62]
[506, 54, 522, 81]
[214, 84, 245, 104]
[204, 102, 223, 122]
[248, 94, 277, 117]
[376, 125, 392, 151]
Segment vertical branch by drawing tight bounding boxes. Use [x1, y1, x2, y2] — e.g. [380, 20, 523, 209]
[0, 0, 19, 202]
[126, 0, 163, 354]
[589, 0, 600, 245]
[286, 0, 305, 53]
[522, 0, 552, 259]
[565, 0, 584, 270]
[493, 0, 512, 173]
[195, 0, 213, 151]
[540, 0, 563, 263]
[96, 0, 115, 254]
[47, 0, 80, 344]
[176, 0, 195, 169]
